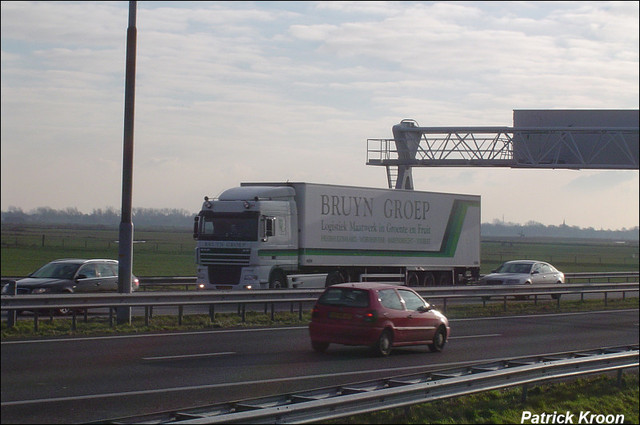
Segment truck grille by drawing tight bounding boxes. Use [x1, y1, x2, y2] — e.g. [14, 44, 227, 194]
[208, 265, 242, 285]
[200, 247, 251, 266]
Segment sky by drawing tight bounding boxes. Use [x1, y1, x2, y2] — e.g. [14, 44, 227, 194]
[1, 1, 638, 230]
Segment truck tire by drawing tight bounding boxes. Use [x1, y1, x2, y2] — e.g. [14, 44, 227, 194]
[422, 272, 435, 287]
[407, 272, 420, 287]
[325, 270, 344, 287]
[269, 270, 288, 289]
[437, 272, 453, 286]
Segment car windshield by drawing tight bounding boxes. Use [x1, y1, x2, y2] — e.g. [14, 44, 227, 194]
[496, 262, 533, 274]
[318, 288, 370, 308]
[29, 262, 81, 279]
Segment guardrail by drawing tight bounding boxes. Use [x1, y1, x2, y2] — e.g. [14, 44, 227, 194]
[97, 345, 639, 424]
[2, 271, 638, 291]
[2, 283, 638, 331]
[135, 271, 639, 289]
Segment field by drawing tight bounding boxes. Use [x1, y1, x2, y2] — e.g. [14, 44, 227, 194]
[1, 223, 638, 277]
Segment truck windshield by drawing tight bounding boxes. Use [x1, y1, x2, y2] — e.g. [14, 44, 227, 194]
[198, 211, 259, 241]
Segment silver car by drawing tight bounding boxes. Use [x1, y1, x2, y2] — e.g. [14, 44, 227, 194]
[2, 258, 139, 315]
[479, 260, 565, 285]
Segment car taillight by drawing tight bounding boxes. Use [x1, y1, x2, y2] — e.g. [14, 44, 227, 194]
[133, 277, 139, 289]
[363, 310, 377, 322]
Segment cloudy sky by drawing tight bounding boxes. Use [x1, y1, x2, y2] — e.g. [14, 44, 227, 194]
[1, 1, 638, 230]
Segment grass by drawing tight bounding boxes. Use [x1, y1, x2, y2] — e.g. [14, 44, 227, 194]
[324, 373, 639, 424]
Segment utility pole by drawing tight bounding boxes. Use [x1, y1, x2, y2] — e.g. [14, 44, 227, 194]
[117, 0, 137, 325]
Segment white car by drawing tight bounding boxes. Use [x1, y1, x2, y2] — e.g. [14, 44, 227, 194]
[479, 260, 565, 285]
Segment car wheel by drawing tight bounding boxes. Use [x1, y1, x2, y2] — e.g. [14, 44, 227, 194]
[311, 341, 329, 353]
[372, 329, 393, 357]
[428, 326, 447, 352]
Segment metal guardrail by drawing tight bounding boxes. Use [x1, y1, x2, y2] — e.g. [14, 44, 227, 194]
[1, 282, 637, 331]
[133, 271, 639, 288]
[2, 272, 638, 291]
[99, 345, 639, 424]
[2, 283, 638, 313]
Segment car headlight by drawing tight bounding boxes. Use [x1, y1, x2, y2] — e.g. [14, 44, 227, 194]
[31, 288, 51, 294]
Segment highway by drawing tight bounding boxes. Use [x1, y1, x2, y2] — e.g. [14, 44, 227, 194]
[1, 309, 638, 423]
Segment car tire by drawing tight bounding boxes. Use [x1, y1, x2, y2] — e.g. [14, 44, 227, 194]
[372, 329, 393, 357]
[428, 326, 447, 352]
[311, 341, 329, 353]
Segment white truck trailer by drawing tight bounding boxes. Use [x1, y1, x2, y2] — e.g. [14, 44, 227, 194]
[193, 182, 480, 289]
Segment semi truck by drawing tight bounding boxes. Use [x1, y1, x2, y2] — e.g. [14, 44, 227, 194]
[193, 182, 480, 289]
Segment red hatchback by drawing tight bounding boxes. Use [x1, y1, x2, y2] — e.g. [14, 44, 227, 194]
[309, 282, 450, 356]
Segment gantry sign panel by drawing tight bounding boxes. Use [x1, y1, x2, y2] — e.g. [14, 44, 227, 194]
[367, 110, 639, 190]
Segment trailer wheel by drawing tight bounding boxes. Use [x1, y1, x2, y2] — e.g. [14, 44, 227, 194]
[269, 270, 288, 289]
[437, 272, 452, 286]
[422, 272, 435, 287]
[407, 272, 420, 287]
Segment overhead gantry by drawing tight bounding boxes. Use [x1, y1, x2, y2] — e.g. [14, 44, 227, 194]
[367, 110, 639, 190]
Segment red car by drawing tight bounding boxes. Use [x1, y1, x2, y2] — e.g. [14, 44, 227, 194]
[309, 282, 450, 356]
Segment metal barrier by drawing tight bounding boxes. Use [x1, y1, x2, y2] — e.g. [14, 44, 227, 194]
[2, 283, 637, 330]
[2, 271, 638, 291]
[97, 345, 639, 424]
[135, 271, 638, 288]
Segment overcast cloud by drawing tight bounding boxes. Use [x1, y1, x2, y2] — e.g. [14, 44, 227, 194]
[1, 1, 638, 230]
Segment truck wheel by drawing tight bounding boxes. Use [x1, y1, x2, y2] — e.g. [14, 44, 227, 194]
[437, 272, 452, 286]
[407, 272, 420, 287]
[269, 270, 288, 289]
[422, 272, 435, 286]
[325, 271, 344, 287]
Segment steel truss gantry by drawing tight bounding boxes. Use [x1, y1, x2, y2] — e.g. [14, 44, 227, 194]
[367, 119, 639, 190]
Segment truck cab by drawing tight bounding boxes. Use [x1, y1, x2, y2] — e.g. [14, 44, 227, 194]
[193, 186, 298, 290]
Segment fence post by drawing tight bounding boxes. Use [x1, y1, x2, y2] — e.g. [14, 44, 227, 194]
[72, 311, 77, 331]
[6, 281, 17, 328]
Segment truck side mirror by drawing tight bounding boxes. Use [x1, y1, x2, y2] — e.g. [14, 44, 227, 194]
[193, 216, 199, 239]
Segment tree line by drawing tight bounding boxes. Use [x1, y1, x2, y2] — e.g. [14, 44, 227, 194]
[1, 206, 638, 241]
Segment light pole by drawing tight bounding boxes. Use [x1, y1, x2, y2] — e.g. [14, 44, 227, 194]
[117, 0, 137, 325]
